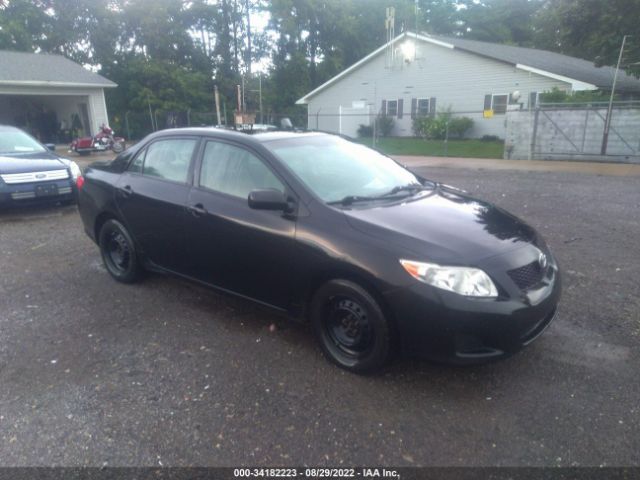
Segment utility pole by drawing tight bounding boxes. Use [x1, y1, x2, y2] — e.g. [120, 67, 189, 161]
[259, 74, 263, 124]
[249, 75, 264, 124]
[601, 35, 630, 155]
[147, 99, 154, 131]
[241, 76, 246, 112]
[233, 0, 239, 72]
[214, 85, 221, 126]
[245, 0, 252, 76]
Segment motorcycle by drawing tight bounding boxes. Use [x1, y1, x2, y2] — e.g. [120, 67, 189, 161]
[70, 124, 125, 155]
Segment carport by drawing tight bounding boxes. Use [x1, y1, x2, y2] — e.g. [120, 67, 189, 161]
[0, 50, 116, 143]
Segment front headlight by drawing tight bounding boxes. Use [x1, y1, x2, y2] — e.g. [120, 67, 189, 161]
[69, 161, 82, 181]
[400, 259, 499, 297]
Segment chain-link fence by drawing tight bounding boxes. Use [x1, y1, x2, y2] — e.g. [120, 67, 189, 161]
[110, 110, 309, 142]
[109, 107, 509, 159]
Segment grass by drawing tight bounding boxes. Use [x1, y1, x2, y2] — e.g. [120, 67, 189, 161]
[353, 137, 505, 159]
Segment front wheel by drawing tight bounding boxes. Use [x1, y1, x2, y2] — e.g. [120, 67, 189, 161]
[98, 219, 141, 283]
[310, 279, 393, 373]
[111, 141, 125, 153]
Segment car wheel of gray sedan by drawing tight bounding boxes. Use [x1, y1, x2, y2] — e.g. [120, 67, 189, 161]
[98, 219, 141, 283]
[311, 279, 392, 373]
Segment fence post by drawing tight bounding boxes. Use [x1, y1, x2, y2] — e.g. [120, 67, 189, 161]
[530, 107, 540, 160]
[124, 111, 131, 140]
[444, 120, 449, 157]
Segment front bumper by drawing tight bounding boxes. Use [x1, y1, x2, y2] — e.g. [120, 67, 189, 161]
[385, 250, 562, 364]
[0, 179, 76, 207]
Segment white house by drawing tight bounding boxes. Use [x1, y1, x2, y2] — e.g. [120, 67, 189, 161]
[296, 32, 640, 139]
[0, 50, 116, 141]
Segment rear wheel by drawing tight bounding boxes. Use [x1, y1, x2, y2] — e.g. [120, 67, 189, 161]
[98, 219, 141, 283]
[311, 279, 392, 373]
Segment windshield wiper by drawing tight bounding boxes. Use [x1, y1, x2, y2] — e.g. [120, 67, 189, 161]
[386, 182, 432, 195]
[327, 195, 388, 206]
[328, 182, 438, 207]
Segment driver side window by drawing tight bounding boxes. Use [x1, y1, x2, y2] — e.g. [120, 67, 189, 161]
[199, 141, 284, 199]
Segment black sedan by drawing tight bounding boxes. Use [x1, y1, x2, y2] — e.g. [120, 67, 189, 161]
[0, 125, 82, 208]
[78, 128, 561, 373]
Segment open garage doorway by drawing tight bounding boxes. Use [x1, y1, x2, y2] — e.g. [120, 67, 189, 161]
[0, 94, 92, 144]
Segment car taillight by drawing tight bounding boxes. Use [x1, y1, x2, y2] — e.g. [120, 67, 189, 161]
[76, 176, 85, 189]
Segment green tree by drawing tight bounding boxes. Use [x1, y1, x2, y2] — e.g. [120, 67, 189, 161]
[0, 1, 50, 51]
[534, 0, 640, 76]
[457, 0, 545, 46]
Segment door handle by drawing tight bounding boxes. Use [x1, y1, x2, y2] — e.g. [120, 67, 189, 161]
[187, 203, 207, 217]
[118, 185, 133, 198]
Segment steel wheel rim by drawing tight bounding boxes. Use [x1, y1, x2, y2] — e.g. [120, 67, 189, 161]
[106, 229, 130, 273]
[324, 296, 373, 359]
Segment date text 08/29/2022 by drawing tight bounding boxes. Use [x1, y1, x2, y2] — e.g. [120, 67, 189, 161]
[233, 468, 400, 478]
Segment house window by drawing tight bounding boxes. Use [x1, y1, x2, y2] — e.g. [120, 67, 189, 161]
[417, 98, 430, 117]
[386, 100, 398, 116]
[491, 94, 509, 114]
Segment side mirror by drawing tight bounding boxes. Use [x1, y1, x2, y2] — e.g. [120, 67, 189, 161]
[45, 143, 56, 151]
[248, 189, 288, 211]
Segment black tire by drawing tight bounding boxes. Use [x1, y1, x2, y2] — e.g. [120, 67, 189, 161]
[112, 141, 125, 154]
[98, 219, 141, 283]
[310, 279, 392, 373]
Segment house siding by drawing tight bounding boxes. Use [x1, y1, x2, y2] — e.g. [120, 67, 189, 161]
[305, 40, 570, 139]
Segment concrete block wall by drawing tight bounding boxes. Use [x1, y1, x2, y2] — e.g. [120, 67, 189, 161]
[505, 107, 640, 163]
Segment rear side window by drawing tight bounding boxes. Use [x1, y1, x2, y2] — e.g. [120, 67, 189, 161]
[128, 138, 197, 183]
[199, 141, 283, 199]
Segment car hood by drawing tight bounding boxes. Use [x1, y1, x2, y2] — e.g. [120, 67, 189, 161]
[0, 151, 69, 174]
[343, 187, 539, 265]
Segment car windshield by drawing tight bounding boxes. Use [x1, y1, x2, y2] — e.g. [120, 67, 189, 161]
[266, 135, 422, 204]
[0, 130, 47, 155]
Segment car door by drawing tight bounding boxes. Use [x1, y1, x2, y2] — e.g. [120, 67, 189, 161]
[184, 138, 298, 309]
[115, 136, 199, 272]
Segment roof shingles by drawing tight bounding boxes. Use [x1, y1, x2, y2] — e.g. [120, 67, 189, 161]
[0, 50, 116, 87]
[430, 34, 640, 93]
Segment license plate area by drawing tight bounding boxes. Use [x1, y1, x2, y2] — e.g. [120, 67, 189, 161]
[35, 184, 59, 197]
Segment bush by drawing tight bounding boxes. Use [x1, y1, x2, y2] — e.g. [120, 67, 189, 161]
[447, 116, 474, 139]
[539, 87, 616, 104]
[481, 134, 501, 142]
[413, 111, 473, 140]
[375, 114, 395, 137]
[412, 115, 448, 139]
[357, 124, 373, 137]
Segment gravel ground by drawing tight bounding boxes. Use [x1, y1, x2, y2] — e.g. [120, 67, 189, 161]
[0, 166, 638, 467]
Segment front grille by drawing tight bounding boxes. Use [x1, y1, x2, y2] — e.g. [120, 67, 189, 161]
[508, 261, 545, 290]
[1, 169, 69, 184]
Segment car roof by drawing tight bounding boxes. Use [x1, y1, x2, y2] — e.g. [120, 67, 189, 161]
[251, 131, 328, 143]
[0, 125, 24, 133]
[151, 127, 330, 146]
